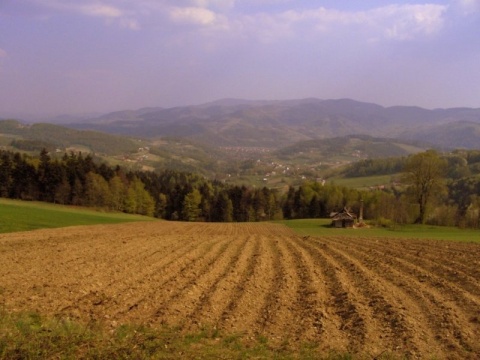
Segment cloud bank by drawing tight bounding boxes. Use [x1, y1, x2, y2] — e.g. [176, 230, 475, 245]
[1, 1, 479, 113]
[27, 0, 452, 42]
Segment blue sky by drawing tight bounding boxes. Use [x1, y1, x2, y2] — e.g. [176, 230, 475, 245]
[1, 0, 479, 116]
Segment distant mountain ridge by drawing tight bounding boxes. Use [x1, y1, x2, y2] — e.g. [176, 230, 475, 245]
[5, 98, 480, 149]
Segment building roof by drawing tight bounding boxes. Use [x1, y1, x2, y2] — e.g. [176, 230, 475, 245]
[330, 207, 357, 221]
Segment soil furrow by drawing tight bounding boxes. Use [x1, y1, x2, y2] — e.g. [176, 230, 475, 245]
[147, 237, 237, 327]
[320, 236, 480, 358]
[290, 238, 374, 352]
[329, 236, 480, 328]
[337, 236, 480, 296]
[255, 236, 286, 339]
[184, 236, 250, 330]
[188, 235, 258, 329]
[312, 238, 433, 358]
[256, 235, 306, 346]
[281, 238, 326, 342]
[222, 235, 277, 338]
[113, 235, 224, 324]
[58, 234, 215, 323]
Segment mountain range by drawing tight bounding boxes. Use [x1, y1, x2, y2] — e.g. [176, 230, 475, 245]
[60, 98, 480, 150]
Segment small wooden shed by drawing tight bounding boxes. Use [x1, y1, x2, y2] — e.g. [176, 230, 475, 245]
[330, 208, 357, 228]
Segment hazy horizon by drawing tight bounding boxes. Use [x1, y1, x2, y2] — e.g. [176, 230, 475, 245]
[1, 1, 480, 116]
[5, 96, 480, 123]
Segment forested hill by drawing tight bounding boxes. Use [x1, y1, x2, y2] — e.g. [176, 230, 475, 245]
[0, 119, 431, 185]
[0, 149, 375, 222]
[0, 120, 139, 155]
[62, 98, 480, 149]
[2, 149, 480, 229]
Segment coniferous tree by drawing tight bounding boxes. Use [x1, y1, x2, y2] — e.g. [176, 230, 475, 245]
[282, 186, 296, 219]
[0, 152, 13, 197]
[10, 153, 38, 200]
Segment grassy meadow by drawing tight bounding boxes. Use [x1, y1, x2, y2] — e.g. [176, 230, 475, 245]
[328, 174, 399, 189]
[278, 218, 480, 243]
[0, 198, 155, 233]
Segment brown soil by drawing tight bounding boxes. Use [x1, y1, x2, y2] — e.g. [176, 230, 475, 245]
[1, 222, 479, 359]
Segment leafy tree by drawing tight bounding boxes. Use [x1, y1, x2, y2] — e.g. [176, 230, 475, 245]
[183, 189, 202, 221]
[108, 175, 127, 211]
[403, 150, 447, 224]
[448, 176, 480, 217]
[465, 195, 480, 228]
[71, 178, 84, 206]
[324, 185, 344, 214]
[125, 178, 155, 216]
[84, 172, 110, 208]
[136, 187, 155, 217]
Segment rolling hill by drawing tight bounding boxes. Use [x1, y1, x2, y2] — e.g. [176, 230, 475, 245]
[2, 98, 480, 185]
[0, 120, 140, 155]
[274, 135, 429, 160]
[0, 118, 431, 187]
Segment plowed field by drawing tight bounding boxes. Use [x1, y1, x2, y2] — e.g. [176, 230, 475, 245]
[1, 222, 479, 359]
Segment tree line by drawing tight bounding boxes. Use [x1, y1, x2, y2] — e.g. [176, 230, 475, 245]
[0, 149, 282, 221]
[1, 149, 480, 228]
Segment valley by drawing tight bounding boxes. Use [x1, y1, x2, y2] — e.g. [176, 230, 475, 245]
[3, 98, 479, 185]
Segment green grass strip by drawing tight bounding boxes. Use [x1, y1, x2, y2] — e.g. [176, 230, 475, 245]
[277, 218, 480, 243]
[0, 198, 154, 233]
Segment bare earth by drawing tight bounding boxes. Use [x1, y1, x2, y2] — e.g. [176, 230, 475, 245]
[1, 222, 479, 359]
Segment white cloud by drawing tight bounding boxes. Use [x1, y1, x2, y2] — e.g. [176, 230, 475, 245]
[119, 18, 140, 30]
[26, 1, 449, 38]
[170, 6, 216, 25]
[0, 48, 7, 58]
[29, 0, 231, 30]
[237, 4, 448, 43]
[191, 0, 235, 10]
[32, 0, 139, 29]
[370, 4, 447, 40]
[456, 0, 480, 14]
[79, 4, 122, 18]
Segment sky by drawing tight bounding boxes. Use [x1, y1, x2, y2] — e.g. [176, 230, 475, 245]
[1, 0, 480, 116]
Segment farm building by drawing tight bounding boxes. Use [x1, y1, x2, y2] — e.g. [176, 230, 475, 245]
[330, 208, 357, 228]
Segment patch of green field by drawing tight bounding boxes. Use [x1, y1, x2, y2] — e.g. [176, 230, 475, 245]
[0, 198, 154, 233]
[278, 218, 480, 243]
[0, 310, 400, 360]
[329, 174, 396, 189]
[393, 142, 424, 154]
